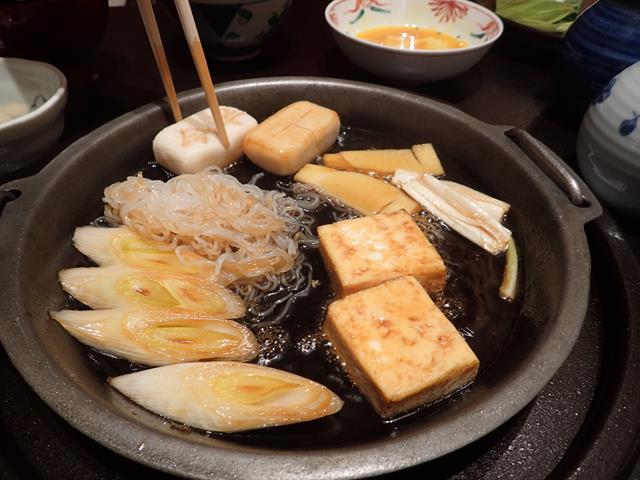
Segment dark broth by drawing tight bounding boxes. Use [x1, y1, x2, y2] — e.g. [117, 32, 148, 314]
[73, 126, 522, 449]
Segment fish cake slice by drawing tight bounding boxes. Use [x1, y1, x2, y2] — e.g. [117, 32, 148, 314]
[243, 101, 340, 176]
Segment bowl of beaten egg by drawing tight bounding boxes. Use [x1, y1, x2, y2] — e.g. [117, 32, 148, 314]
[325, 0, 503, 83]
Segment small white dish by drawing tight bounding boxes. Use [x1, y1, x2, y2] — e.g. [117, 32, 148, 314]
[325, 0, 503, 83]
[0, 57, 67, 175]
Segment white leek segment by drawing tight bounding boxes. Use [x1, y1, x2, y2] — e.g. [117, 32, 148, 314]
[73, 227, 216, 277]
[109, 362, 344, 432]
[499, 237, 519, 301]
[59, 266, 244, 318]
[443, 181, 510, 222]
[392, 170, 512, 255]
[50, 308, 258, 366]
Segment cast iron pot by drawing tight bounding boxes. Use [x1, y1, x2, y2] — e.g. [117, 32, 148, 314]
[0, 78, 602, 479]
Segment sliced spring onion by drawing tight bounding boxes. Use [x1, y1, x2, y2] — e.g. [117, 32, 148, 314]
[499, 237, 519, 301]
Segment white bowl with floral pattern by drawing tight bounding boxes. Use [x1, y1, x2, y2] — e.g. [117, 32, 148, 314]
[325, 0, 503, 82]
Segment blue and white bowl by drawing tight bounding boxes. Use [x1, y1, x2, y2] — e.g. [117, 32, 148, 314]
[190, 0, 292, 61]
[553, 0, 640, 116]
[577, 61, 640, 218]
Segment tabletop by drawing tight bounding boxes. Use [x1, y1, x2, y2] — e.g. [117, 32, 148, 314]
[1, 1, 639, 479]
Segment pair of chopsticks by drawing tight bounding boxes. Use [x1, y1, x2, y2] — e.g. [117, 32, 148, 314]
[136, 0, 230, 148]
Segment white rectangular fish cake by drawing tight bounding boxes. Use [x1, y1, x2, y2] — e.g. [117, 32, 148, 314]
[324, 276, 479, 419]
[318, 210, 446, 297]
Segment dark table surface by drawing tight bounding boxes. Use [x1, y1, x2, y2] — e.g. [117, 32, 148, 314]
[1, 1, 640, 479]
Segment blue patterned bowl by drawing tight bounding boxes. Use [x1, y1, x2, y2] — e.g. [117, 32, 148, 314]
[189, 0, 292, 61]
[577, 61, 640, 218]
[553, 0, 640, 116]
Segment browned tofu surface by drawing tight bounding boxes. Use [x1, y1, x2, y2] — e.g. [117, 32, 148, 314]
[317, 210, 446, 297]
[324, 276, 479, 418]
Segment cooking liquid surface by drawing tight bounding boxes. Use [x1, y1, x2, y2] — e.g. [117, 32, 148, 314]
[78, 126, 522, 449]
[356, 26, 468, 50]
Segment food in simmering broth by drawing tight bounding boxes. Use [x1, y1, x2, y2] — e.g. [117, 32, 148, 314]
[103, 168, 304, 286]
[324, 276, 479, 419]
[294, 163, 419, 215]
[73, 226, 217, 276]
[243, 101, 340, 176]
[59, 266, 245, 316]
[50, 308, 259, 366]
[109, 362, 344, 432]
[500, 238, 519, 301]
[411, 143, 445, 176]
[323, 143, 444, 177]
[443, 180, 511, 221]
[318, 210, 446, 297]
[153, 106, 257, 174]
[53, 99, 519, 435]
[392, 169, 512, 255]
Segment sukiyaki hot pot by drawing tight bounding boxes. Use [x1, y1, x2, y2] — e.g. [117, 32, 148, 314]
[0, 77, 601, 480]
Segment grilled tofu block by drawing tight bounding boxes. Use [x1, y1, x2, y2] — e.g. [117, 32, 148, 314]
[324, 276, 479, 418]
[317, 210, 446, 297]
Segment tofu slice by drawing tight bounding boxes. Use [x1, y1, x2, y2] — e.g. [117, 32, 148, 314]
[243, 101, 340, 176]
[324, 276, 479, 418]
[318, 210, 446, 297]
[153, 106, 258, 174]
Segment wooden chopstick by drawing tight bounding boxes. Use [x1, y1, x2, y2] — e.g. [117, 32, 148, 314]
[173, 0, 230, 148]
[136, 0, 183, 123]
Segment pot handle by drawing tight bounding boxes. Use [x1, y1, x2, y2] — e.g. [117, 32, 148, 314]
[0, 176, 36, 219]
[0, 189, 19, 211]
[505, 128, 587, 207]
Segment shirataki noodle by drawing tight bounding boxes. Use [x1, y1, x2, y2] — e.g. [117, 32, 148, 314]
[103, 167, 305, 287]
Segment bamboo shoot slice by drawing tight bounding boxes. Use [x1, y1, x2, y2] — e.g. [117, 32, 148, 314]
[323, 149, 422, 175]
[109, 362, 344, 432]
[323, 146, 445, 176]
[411, 143, 445, 176]
[294, 164, 418, 215]
[59, 266, 245, 318]
[50, 308, 258, 366]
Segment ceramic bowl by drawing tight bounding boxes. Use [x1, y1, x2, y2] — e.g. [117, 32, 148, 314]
[553, 0, 640, 117]
[189, 0, 292, 61]
[325, 0, 503, 83]
[577, 61, 640, 218]
[0, 57, 67, 176]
